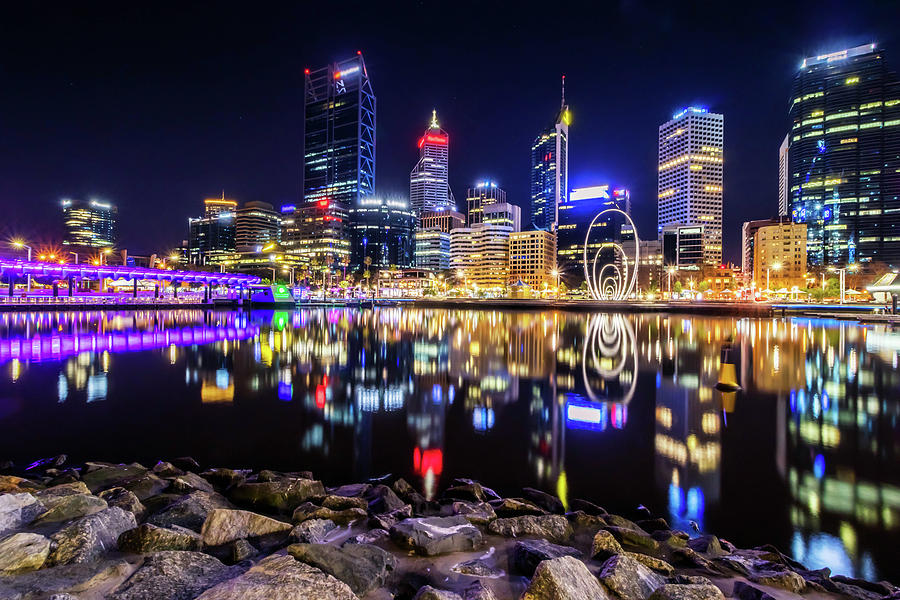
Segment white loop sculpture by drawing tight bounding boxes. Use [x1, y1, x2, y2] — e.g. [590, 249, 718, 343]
[583, 209, 640, 301]
[581, 313, 638, 405]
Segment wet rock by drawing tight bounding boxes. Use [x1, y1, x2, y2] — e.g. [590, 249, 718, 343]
[229, 539, 257, 563]
[624, 552, 675, 576]
[365, 484, 406, 513]
[143, 492, 182, 514]
[343, 528, 389, 545]
[0, 493, 45, 536]
[521, 555, 610, 600]
[368, 504, 413, 529]
[34, 482, 91, 507]
[655, 530, 690, 547]
[452, 478, 501, 500]
[605, 514, 645, 531]
[441, 501, 497, 525]
[605, 525, 660, 553]
[48, 506, 137, 565]
[328, 482, 371, 497]
[172, 457, 202, 472]
[0, 476, 35, 494]
[597, 553, 666, 600]
[0, 558, 130, 598]
[522, 487, 565, 514]
[195, 553, 357, 600]
[732, 581, 776, 600]
[511, 538, 582, 576]
[591, 529, 624, 559]
[170, 472, 215, 494]
[200, 468, 248, 490]
[200, 508, 292, 546]
[289, 518, 337, 543]
[118, 523, 202, 552]
[488, 497, 547, 517]
[452, 557, 504, 578]
[32, 493, 108, 524]
[257, 469, 313, 482]
[648, 584, 725, 600]
[109, 551, 238, 600]
[99, 487, 147, 521]
[671, 548, 718, 573]
[390, 515, 483, 556]
[152, 461, 184, 477]
[147, 491, 232, 532]
[229, 478, 325, 513]
[636, 518, 670, 534]
[81, 463, 160, 498]
[687, 535, 724, 556]
[0, 532, 51, 574]
[288, 542, 396, 595]
[321, 494, 368, 511]
[292, 501, 366, 525]
[570, 498, 608, 515]
[443, 481, 496, 503]
[673, 575, 715, 586]
[463, 581, 499, 600]
[487, 515, 573, 544]
[750, 570, 806, 593]
[568, 510, 607, 533]
[415, 586, 464, 600]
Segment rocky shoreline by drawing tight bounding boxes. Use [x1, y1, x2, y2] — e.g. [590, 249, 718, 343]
[0, 456, 895, 600]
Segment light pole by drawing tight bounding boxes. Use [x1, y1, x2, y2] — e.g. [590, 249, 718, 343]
[666, 266, 676, 298]
[11, 240, 32, 294]
[766, 262, 782, 296]
[550, 269, 559, 300]
[827, 264, 858, 304]
[282, 267, 296, 286]
[69, 251, 79, 264]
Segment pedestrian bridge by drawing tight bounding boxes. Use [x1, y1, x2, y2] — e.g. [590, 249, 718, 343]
[0, 259, 260, 287]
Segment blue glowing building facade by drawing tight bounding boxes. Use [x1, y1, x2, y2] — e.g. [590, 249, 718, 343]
[530, 77, 570, 231]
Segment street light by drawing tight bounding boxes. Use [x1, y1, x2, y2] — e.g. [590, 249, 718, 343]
[11, 240, 32, 294]
[666, 266, 677, 297]
[827, 264, 858, 304]
[282, 266, 296, 286]
[69, 251, 79, 264]
[550, 269, 559, 300]
[767, 262, 782, 296]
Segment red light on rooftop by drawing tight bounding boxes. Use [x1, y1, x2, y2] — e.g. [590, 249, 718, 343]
[318, 199, 329, 208]
[425, 134, 447, 144]
[417, 137, 425, 149]
[357, 50, 361, 55]
[304, 68, 310, 75]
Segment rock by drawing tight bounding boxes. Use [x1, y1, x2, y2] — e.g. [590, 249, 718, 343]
[170, 472, 215, 494]
[368, 504, 413, 529]
[393, 478, 432, 512]
[257, 469, 313, 482]
[452, 478, 502, 500]
[489, 497, 547, 517]
[830, 575, 896, 597]
[463, 581, 499, 600]
[570, 498, 608, 515]
[414, 586, 464, 600]
[605, 525, 660, 553]
[200, 468, 248, 490]
[648, 584, 725, 600]
[591, 529, 624, 559]
[511, 538, 582, 576]
[147, 491, 232, 532]
[81, 463, 148, 493]
[522, 487, 565, 514]
[289, 518, 337, 543]
[229, 478, 325, 513]
[48, 507, 137, 565]
[291, 501, 366, 525]
[200, 508, 292, 546]
[443, 481, 494, 503]
[636, 518, 670, 533]
[625, 552, 675, 576]
[287, 542, 396, 596]
[598, 554, 666, 600]
[452, 557, 504, 578]
[143, 493, 182, 513]
[99, 487, 147, 521]
[32, 493, 108, 524]
[750, 570, 806, 593]
[568, 510, 607, 533]
[521, 555, 610, 600]
[328, 482, 371, 497]
[229, 539, 257, 563]
[0, 559, 130, 598]
[152, 461, 184, 477]
[0, 493, 45, 536]
[605, 514, 645, 530]
[390, 515, 483, 555]
[732, 581, 777, 600]
[343, 528, 389, 545]
[118, 523, 202, 552]
[172, 457, 202, 472]
[0, 476, 32, 494]
[195, 553, 357, 600]
[46, 470, 81, 486]
[687, 535, 724, 556]
[487, 515, 573, 543]
[673, 575, 715, 586]
[321, 494, 368, 511]
[34, 482, 91, 507]
[109, 551, 238, 600]
[365, 484, 406, 513]
[441, 501, 497, 525]
[0, 532, 51, 574]
[24, 455, 68, 471]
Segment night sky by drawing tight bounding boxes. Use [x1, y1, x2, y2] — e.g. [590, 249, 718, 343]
[2, 1, 899, 262]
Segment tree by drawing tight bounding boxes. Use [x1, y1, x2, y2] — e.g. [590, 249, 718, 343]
[673, 281, 683, 294]
[698, 281, 710, 292]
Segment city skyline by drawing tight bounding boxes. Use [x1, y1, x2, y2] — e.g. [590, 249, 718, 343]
[1, 3, 899, 264]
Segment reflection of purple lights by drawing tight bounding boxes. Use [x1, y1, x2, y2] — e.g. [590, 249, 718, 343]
[278, 382, 293, 401]
[564, 396, 628, 432]
[814, 454, 826, 479]
[0, 324, 259, 364]
[0, 259, 260, 286]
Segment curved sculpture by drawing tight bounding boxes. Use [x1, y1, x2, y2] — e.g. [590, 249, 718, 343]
[581, 313, 638, 405]
[582, 209, 640, 301]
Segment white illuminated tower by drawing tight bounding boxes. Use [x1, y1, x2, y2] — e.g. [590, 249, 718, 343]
[657, 107, 724, 265]
[410, 110, 454, 215]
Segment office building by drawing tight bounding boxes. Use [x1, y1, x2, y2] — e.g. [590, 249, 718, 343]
[531, 77, 570, 231]
[281, 200, 350, 267]
[410, 110, 454, 215]
[557, 184, 630, 287]
[203, 196, 238, 218]
[303, 53, 376, 261]
[466, 181, 507, 226]
[415, 229, 451, 272]
[419, 209, 464, 233]
[349, 197, 416, 271]
[741, 217, 791, 285]
[658, 107, 724, 264]
[787, 43, 900, 267]
[483, 202, 521, 232]
[450, 223, 512, 291]
[638, 239, 664, 292]
[778, 134, 790, 216]
[509, 230, 556, 289]
[61, 198, 117, 250]
[753, 221, 807, 290]
[189, 198, 237, 265]
[662, 224, 705, 268]
[235, 201, 281, 251]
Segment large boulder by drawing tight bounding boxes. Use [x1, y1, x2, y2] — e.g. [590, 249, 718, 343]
[229, 479, 325, 513]
[200, 468, 248, 490]
[451, 557, 504, 578]
[48, 507, 137, 565]
[289, 519, 337, 543]
[34, 482, 91, 508]
[597, 553, 666, 600]
[750, 570, 806, 593]
[170, 472, 215, 495]
[463, 581, 499, 600]
[489, 497, 547, 517]
[687, 535, 725, 557]
[291, 502, 366, 525]
[0, 532, 51, 574]
[109, 551, 238, 600]
[99, 487, 147, 521]
[82, 463, 167, 500]
[648, 584, 725, 600]
[32, 494, 108, 524]
[364, 484, 406, 514]
[511, 539, 582, 576]
[591, 529, 624, 559]
[414, 586, 464, 600]
[625, 552, 675, 576]
[200, 509, 292, 546]
[390, 515, 483, 556]
[0, 558, 130, 598]
[440, 501, 497, 525]
[195, 554, 357, 600]
[0, 493, 45, 536]
[146, 491, 232, 532]
[320, 494, 368, 511]
[521, 555, 611, 600]
[0, 476, 33, 494]
[118, 523, 202, 552]
[328, 483, 371, 498]
[605, 525, 660, 553]
[287, 542, 396, 595]
[522, 487, 565, 514]
[487, 515, 573, 543]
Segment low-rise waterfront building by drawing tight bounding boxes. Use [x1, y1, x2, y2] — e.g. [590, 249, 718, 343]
[509, 230, 556, 290]
[753, 221, 808, 291]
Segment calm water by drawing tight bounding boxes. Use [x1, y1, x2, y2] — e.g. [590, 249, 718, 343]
[0, 308, 897, 582]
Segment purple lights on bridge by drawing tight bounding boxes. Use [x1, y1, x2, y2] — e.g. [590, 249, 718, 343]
[0, 259, 260, 287]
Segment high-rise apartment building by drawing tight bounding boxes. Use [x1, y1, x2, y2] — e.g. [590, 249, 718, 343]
[753, 221, 808, 290]
[419, 209, 464, 233]
[466, 181, 507, 226]
[787, 43, 900, 267]
[483, 202, 521, 232]
[741, 217, 792, 285]
[410, 110, 454, 215]
[189, 197, 237, 265]
[303, 53, 376, 262]
[348, 197, 416, 271]
[778, 134, 790, 216]
[531, 77, 570, 231]
[509, 230, 556, 289]
[61, 198, 117, 250]
[557, 185, 630, 287]
[450, 223, 513, 291]
[658, 107, 724, 265]
[415, 229, 451, 272]
[235, 201, 281, 251]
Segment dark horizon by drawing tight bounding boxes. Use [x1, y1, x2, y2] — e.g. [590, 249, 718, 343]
[1, 1, 899, 262]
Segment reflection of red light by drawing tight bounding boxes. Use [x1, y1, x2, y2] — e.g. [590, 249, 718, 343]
[413, 447, 443, 476]
[425, 134, 447, 144]
[318, 199, 329, 208]
[417, 137, 425, 149]
[315, 376, 328, 408]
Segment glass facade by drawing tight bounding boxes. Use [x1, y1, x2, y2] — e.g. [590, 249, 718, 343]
[788, 44, 900, 267]
[349, 198, 416, 272]
[61, 199, 117, 249]
[557, 185, 629, 287]
[410, 111, 453, 215]
[530, 106, 570, 231]
[189, 213, 235, 265]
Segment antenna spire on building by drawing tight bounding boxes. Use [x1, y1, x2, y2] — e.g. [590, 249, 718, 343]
[430, 109, 439, 129]
[561, 75, 566, 109]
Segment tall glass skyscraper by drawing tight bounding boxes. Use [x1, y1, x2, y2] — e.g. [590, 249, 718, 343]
[557, 185, 630, 287]
[787, 43, 900, 267]
[410, 110, 454, 215]
[530, 77, 570, 231]
[61, 198, 117, 250]
[302, 53, 376, 263]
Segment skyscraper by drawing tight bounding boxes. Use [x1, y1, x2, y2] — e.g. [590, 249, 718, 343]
[235, 201, 282, 251]
[303, 53, 375, 262]
[189, 197, 237, 265]
[530, 77, 570, 231]
[778, 134, 790, 216]
[466, 181, 507, 226]
[557, 185, 630, 287]
[787, 43, 900, 267]
[61, 198, 117, 250]
[349, 197, 416, 271]
[410, 110, 454, 215]
[657, 107, 724, 265]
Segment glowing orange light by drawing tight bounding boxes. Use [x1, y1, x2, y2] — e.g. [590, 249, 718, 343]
[318, 199, 329, 208]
